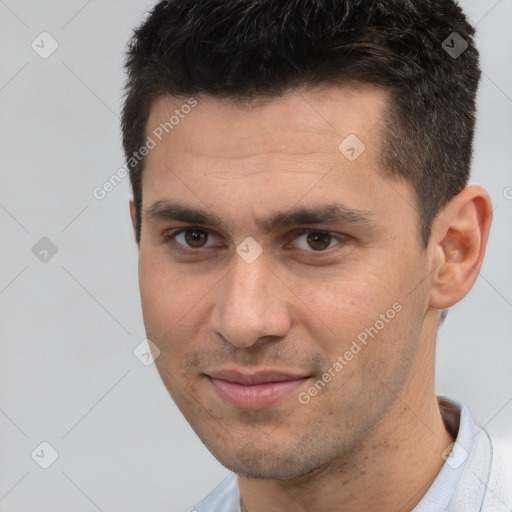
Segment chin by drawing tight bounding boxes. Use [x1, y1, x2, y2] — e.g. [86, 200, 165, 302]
[206, 440, 330, 480]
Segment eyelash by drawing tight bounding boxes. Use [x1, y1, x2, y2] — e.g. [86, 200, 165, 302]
[162, 227, 346, 258]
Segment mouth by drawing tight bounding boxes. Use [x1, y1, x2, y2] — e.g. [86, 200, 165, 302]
[204, 369, 312, 410]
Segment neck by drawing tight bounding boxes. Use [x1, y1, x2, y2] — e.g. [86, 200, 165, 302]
[238, 366, 454, 512]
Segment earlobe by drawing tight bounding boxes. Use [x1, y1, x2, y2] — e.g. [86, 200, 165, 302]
[429, 186, 493, 310]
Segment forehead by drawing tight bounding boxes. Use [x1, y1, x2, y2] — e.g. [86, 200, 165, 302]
[145, 83, 389, 160]
[139, 84, 417, 240]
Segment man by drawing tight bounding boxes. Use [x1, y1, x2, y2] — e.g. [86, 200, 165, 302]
[122, 1, 511, 510]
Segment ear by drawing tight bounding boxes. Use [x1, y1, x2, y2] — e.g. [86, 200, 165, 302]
[429, 185, 493, 309]
[129, 199, 139, 243]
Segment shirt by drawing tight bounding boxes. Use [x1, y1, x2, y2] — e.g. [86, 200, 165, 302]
[190, 396, 512, 511]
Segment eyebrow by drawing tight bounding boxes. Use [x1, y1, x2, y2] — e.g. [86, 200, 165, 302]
[143, 200, 378, 233]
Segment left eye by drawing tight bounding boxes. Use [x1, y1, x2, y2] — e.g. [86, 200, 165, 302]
[291, 230, 342, 251]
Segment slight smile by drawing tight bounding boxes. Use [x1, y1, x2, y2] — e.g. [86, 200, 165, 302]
[205, 369, 312, 410]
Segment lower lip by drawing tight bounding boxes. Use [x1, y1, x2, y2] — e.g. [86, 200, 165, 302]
[207, 377, 310, 410]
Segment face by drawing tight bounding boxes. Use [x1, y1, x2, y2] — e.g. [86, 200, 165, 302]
[135, 84, 434, 478]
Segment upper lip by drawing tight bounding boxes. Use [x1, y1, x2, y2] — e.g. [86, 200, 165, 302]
[205, 369, 310, 385]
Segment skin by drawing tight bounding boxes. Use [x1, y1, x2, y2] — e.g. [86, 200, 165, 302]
[130, 83, 492, 512]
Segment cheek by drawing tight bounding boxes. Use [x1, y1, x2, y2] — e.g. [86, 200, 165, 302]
[137, 252, 221, 353]
[288, 268, 377, 343]
[138, 259, 205, 394]
[138, 254, 188, 339]
[293, 260, 418, 369]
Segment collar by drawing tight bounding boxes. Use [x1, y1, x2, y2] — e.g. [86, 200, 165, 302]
[412, 395, 492, 511]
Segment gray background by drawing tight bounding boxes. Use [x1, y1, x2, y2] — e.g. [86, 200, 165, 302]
[0, 1, 511, 511]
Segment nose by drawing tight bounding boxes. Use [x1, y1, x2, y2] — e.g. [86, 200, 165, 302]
[209, 251, 292, 348]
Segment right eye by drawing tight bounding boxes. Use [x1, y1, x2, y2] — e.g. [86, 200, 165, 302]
[163, 227, 223, 254]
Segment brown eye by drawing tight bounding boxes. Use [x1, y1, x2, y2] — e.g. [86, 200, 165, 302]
[165, 227, 218, 251]
[306, 231, 332, 251]
[291, 229, 342, 253]
[183, 228, 209, 248]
